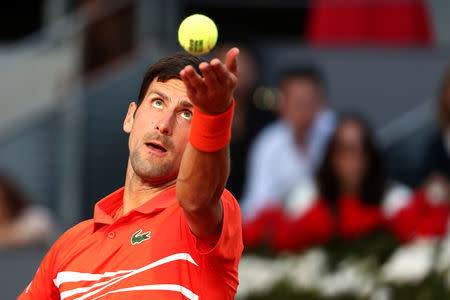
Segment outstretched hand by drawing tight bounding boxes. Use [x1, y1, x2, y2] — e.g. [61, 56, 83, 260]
[180, 47, 239, 115]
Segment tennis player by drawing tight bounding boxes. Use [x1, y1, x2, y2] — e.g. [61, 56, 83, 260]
[19, 48, 243, 300]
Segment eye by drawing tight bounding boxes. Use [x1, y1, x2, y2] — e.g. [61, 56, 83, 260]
[180, 110, 192, 120]
[152, 99, 163, 109]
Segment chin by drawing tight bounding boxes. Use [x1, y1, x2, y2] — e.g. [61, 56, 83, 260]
[134, 164, 177, 182]
[130, 149, 180, 183]
[143, 173, 178, 186]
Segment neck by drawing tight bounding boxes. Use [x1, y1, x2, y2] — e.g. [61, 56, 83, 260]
[122, 160, 176, 217]
[294, 129, 308, 151]
[340, 182, 360, 196]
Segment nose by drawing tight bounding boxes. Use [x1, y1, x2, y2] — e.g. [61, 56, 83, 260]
[154, 111, 173, 136]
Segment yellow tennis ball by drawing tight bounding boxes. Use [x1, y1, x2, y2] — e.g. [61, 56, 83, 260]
[178, 14, 218, 55]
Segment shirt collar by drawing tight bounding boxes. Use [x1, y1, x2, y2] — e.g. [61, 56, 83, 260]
[93, 186, 177, 228]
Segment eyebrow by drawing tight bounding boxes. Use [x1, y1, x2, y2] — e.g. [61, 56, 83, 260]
[148, 89, 169, 101]
[179, 101, 194, 109]
[148, 89, 193, 109]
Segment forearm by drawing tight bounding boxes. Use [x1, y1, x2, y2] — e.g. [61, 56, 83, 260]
[176, 144, 229, 237]
[177, 47, 238, 238]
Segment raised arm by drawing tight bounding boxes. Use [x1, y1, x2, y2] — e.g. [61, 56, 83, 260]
[177, 48, 239, 239]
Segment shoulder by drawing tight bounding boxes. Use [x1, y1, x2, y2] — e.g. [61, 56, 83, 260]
[53, 219, 94, 249]
[221, 189, 242, 219]
[251, 121, 289, 150]
[315, 108, 337, 131]
[192, 189, 243, 258]
[31, 219, 94, 276]
[221, 188, 239, 204]
[65, 219, 94, 236]
[221, 188, 242, 232]
[247, 121, 291, 163]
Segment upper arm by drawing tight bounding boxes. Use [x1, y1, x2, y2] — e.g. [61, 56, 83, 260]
[185, 190, 243, 259]
[181, 191, 243, 297]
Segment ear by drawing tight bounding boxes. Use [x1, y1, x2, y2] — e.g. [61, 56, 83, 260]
[123, 102, 137, 134]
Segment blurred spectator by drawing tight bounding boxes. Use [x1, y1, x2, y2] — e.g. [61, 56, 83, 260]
[270, 116, 448, 252]
[212, 44, 275, 198]
[274, 116, 408, 251]
[243, 115, 450, 252]
[421, 64, 450, 188]
[241, 65, 336, 222]
[0, 174, 53, 248]
[388, 63, 450, 243]
[306, 0, 433, 46]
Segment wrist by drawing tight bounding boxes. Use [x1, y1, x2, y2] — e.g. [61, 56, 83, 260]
[196, 98, 233, 116]
[189, 98, 235, 152]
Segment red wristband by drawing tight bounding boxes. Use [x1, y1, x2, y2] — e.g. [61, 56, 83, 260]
[189, 99, 235, 152]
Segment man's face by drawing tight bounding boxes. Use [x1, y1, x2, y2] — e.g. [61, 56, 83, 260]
[279, 78, 323, 135]
[123, 78, 193, 183]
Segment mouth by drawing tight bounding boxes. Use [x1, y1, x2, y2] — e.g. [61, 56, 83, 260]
[145, 141, 168, 155]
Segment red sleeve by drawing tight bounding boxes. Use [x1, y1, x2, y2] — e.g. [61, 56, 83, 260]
[274, 198, 333, 252]
[194, 189, 244, 260]
[18, 238, 62, 299]
[18, 220, 93, 300]
[390, 189, 450, 242]
[183, 189, 243, 298]
[338, 195, 384, 239]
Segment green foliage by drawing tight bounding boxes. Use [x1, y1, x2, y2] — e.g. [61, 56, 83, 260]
[241, 232, 450, 300]
[323, 231, 398, 269]
[390, 273, 450, 300]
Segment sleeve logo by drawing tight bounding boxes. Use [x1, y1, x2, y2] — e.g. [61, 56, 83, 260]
[131, 229, 151, 245]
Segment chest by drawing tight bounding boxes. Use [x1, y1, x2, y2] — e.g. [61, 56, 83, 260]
[274, 145, 312, 188]
[55, 212, 202, 300]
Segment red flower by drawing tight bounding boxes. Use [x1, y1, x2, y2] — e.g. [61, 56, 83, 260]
[337, 195, 384, 240]
[389, 189, 450, 243]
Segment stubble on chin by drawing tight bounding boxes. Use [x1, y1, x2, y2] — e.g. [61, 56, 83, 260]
[130, 148, 173, 181]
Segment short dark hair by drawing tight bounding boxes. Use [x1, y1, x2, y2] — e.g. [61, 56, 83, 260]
[316, 114, 386, 206]
[278, 64, 326, 92]
[137, 52, 205, 106]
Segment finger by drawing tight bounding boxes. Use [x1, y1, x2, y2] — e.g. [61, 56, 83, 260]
[225, 47, 239, 76]
[210, 58, 230, 85]
[180, 68, 198, 95]
[212, 58, 237, 89]
[199, 62, 220, 89]
[183, 65, 206, 94]
[180, 69, 193, 87]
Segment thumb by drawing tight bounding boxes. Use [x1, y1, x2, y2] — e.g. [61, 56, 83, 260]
[225, 47, 239, 76]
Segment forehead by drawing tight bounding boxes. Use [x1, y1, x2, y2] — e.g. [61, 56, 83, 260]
[144, 78, 191, 105]
[282, 78, 318, 91]
[337, 121, 364, 141]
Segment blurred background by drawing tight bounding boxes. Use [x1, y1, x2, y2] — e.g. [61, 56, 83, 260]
[1, 0, 450, 299]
